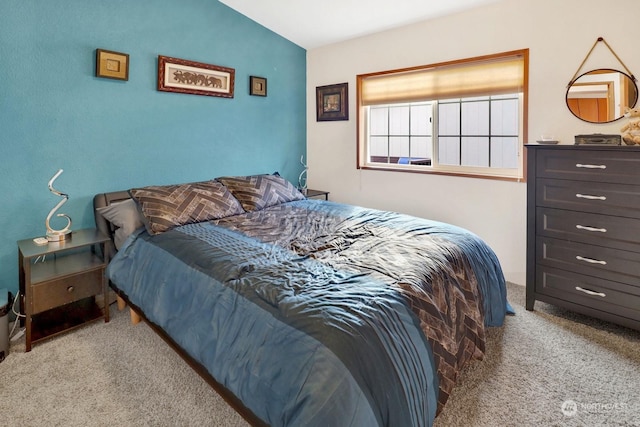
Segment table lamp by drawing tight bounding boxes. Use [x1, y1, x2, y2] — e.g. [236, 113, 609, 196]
[45, 169, 72, 242]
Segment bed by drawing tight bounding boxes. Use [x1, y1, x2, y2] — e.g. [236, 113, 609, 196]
[94, 174, 508, 427]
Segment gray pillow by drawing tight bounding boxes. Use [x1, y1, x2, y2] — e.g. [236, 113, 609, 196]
[216, 174, 304, 211]
[129, 180, 245, 235]
[96, 198, 145, 249]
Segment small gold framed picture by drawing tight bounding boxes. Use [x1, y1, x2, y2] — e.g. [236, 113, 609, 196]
[250, 76, 267, 97]
[96, 49, 129, 81]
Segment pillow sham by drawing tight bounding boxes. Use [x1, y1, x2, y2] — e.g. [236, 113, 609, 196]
[129, 180, 245, 235]
[96, 198, 145, 250]
[216, 174, 305, 211]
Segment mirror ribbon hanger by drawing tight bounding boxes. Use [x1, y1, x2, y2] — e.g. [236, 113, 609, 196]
[568, 37, 636, 86]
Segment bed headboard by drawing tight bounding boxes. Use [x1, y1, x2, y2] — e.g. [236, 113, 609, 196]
[93, 190, 131, 260]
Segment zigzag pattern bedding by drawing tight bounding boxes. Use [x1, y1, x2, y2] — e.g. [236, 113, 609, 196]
[107, 199, 507, 426]
[129, 180, 244, 234]
[213, 201, 506, 413]
[216, 174, 305, 211]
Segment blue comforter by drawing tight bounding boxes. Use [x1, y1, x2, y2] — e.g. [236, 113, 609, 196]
[107, 200, 507, 426]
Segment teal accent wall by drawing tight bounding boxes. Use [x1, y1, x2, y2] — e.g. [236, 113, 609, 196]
[0, 0, 306, 296]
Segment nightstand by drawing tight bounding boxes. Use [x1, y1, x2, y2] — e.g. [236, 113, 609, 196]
[304, 189, 330, 200]
[18, 228, 110, 351]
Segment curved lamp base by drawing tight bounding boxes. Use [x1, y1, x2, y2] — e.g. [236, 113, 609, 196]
[46, 230, 72, 242]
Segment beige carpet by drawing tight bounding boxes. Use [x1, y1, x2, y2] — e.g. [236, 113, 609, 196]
[435, 283, 640, 426]
[1, 282, 638, 426]
[1, 305, 249, 426]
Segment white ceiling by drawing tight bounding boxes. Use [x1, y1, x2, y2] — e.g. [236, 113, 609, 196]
[219, 0, 500, 50]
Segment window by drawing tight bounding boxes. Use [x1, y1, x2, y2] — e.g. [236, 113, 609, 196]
[368, 102, 433, 165]
[357, 49, 528, 180]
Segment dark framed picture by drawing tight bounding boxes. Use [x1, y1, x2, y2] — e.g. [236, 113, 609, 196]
[250, 76, 267, 96]
[316, 83, 348, 121]
[95, 49, 129, 81]
[157, 55, 235, 98]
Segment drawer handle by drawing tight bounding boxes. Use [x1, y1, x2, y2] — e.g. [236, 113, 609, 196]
[576, 255, 607, 265]
[67, 286, 74, 293]
[576, 193, 606, 201]
[575, 286, 606, 297]
[576, 224, 607, 233]
[575, 163, 606, 169]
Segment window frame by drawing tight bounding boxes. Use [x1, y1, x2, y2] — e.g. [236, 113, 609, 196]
[356, 49, 529, 181]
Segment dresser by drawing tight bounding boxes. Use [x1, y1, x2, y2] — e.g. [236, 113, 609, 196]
[526, 144, 640, 331]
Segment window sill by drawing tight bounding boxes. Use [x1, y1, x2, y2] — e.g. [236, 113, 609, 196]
[359, 164, 525, 182]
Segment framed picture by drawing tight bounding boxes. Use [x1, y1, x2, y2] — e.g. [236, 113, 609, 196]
[96, 49, 129, 81]
[250, 76, 267, 97]
[316, 83, 349, 121]
[157, 55, 235, 98]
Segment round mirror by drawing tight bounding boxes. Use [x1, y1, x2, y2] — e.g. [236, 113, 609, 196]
[566, 68, 638, 123]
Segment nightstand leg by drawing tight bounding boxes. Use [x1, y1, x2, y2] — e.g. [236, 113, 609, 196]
[25, 316, 32, 352]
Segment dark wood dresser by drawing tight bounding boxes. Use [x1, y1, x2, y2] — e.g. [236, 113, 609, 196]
[526, 144, 640, 331]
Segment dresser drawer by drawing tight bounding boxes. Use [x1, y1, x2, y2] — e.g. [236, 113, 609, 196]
[32, 269, 103, 314]
[537, 207, 640, 253]
[536, 237, 640, 286]
[536, 148, 640, 184]
[536, 266, 640, 322]
[536, 178, 640, 219]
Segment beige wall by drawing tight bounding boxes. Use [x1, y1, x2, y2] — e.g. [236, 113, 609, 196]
[306, 0, 639, 286]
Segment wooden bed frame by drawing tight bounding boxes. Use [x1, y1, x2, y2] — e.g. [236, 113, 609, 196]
[93, 191, 266, 427]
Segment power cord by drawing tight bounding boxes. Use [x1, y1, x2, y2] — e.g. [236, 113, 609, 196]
[9, 292, 25, 341]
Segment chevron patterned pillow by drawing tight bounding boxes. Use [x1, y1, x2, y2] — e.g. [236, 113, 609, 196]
[130, 180, 245, 235]
[216, 174, 304, 211]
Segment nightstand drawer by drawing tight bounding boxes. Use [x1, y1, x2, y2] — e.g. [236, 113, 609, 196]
[31, 269, 103, 314]
[536, 207, 640, 252]
[537, 266, 640, 322]
[536, 178, 640, 219]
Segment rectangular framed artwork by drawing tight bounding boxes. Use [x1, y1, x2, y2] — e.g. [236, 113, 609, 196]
[316, 82, 349, 121]
[250, 76, 267, 96]
[157, 55, 235, 98]
[96, 49, 129, 81]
